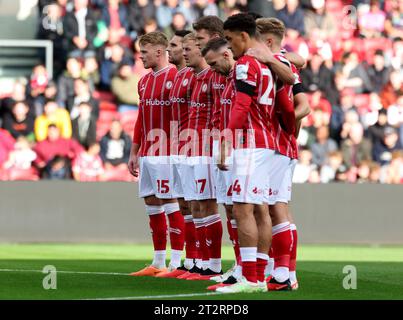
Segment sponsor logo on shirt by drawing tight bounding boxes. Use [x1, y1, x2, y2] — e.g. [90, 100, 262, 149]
[190, 101, 206, 108]
[171, 97, 186, 104]
[213, 83, 225, 90]
[220, 98, 232, 105]
[144, 99, 171, 106]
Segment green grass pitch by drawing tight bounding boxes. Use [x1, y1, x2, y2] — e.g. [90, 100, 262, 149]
[0, 244, 402, 300]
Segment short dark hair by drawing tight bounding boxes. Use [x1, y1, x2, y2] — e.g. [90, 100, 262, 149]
[223, 13, 256, 37]
[174, 30, 192, 38]
[247, 12, 263, 20]
[201, 38, 228, 57]
[193, 16, 224, 37]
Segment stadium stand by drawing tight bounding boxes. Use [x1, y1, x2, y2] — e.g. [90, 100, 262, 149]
[0, 0, 402, 183]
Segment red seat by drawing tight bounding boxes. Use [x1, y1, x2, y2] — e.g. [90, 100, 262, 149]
[93, 91, 115, 103]
[98, 110, 120, 122]
[354, 94, 370, 109]
[6, 167, 39, 181]
[99, 101, 118, 111]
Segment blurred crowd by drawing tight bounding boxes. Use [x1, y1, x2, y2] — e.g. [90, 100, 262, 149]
[0, 0, 402, 183]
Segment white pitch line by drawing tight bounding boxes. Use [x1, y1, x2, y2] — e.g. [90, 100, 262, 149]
[0, 268, 129, 276]
[84, 292, 222, 300]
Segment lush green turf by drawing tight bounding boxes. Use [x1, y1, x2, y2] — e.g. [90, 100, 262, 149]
[0, 244, 402, 300]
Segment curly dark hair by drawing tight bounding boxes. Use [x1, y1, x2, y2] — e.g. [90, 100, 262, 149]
[223, 13, 256, 37]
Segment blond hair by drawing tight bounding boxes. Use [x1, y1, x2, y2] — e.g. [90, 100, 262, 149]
[183, 32, 197, 43]
[256, 17, 286, 41]
[139, 31, 169, 48]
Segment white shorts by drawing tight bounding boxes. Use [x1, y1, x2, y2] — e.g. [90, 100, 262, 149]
[276, 158, 298, 203]
[230, 148, 275, 205]
[182, 156, 216, 201]
[139, 156, 174, 199]
[216, 152, 233, 206]
[171, 155, 186, 198]
[267, 153, 292, 205]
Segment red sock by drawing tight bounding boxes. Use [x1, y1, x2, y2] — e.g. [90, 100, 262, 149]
[149, 213, 167, 251]
[167, 211, 185, 251]
[231, 220, 241, 265]
[242, 261, 257, 283]
[205, 214, 222, 259]
[256, 258, 268, 282]
[184, 215, 198, 259]
[289, 226, 298, 272]
[194, 218, 209, 263]
[272, 222, 292, 268]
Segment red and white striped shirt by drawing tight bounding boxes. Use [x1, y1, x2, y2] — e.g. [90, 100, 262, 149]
[220, 70, 235, 131]
[133, 65, 177, 156]
[169, 67, 195, 132]
[273, 53, 301, 159]
[187, 67, 215, 156]
[229, 55, 279, 151]
[211, 71, 227, 130]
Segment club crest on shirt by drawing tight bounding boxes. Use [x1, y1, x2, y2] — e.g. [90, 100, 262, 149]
[182, 79, 189, 86]
[166, 81, 173, 89]
[236, 64, 248, 80]
[202, 84, 208, 92]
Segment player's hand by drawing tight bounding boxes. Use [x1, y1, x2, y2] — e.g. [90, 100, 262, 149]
[128, 154, 139, 177]
[217, 140, 230, 171]
[246, 42, 274, 65]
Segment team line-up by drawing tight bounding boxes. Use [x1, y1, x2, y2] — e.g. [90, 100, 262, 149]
[127, 13, 311, 294]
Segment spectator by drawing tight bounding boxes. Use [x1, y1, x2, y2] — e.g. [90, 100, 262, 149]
[67, 78, 99, 120]
[329, 90, 358, 144]
[34, 100, 72, 142]
[334, 165, 348, 183]
[360, 93, 384, 129]
[63, 0, 98, 56]
[128, 0, 157, 38]
[320, 151, 344, 183]
[311, 125, 338, 167]
[101, 0, 130, 45]
[27, 65, 49, 103]
[156, 0, 192, 30]
[37, 2, 65, 77]
[356, 160, 372, 183]
[336, 51, 373, 94]
[367, 108, 389, 147]
[72, 142, 104, 181]
[83, 52, 101, 89]
[341, 122, 372, 168]
[0, 129, 15, 167]
[373, 126, 402, 165]
[163, 12, 189, 39]
[34, 124, 83, 171]
[385, 151, 403, 184]
[368, 50, 392, 93]
[100, 44, 131, 90]
[276, 0, 305, 37]
[189, 0, 219, 22]
[380, 70, 403, 108]
[99, 120, 131, 170]
[384, 0, 403, 39]
[303, 0, 336, 40]
[57, 57, 83, 108]
[358, 0, 386, 38]
[111, 62, 140, 112]
[2, 137, 37, 171]
[42, 155, 72, 179]
[71, 102, 97, 149]
[33, 81, 59, 116]
[387, 95, 403, 128]
[369, 161, 381, 183]
[340, 109, 361, 140]
[0, 81, 32, 119]
[300, 52, 339, 105]
[293, 148, 316, 183]
[1, 101, 35, 141]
